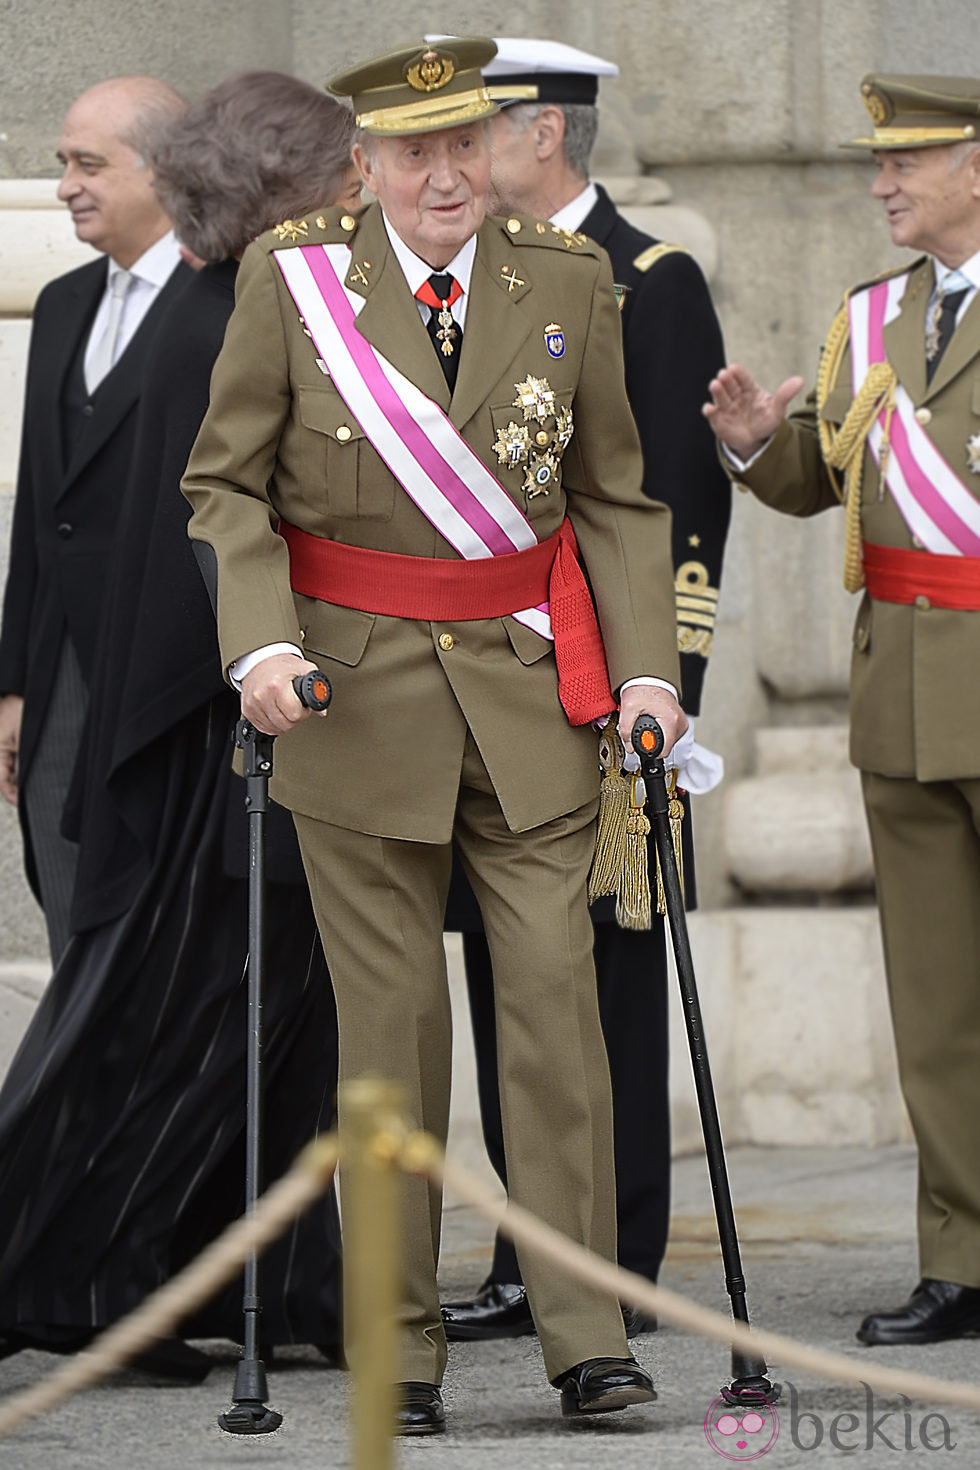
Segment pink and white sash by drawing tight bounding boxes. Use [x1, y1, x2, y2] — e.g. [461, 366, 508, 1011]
[848, 274, 980, 555]
[273, 242, 552, 639]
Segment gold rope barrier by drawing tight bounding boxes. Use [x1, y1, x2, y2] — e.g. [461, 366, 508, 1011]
[412, 1136, 980, 1414]
[4, 1084, 980, 1458]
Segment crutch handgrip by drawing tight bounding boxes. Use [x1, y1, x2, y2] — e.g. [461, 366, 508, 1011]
[292, 668, 332, 711]
[630, 713, 665, 762]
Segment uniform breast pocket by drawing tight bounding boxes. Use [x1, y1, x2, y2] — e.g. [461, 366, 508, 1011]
[297, 386, 395, 521]
[488, 387, 574, 514]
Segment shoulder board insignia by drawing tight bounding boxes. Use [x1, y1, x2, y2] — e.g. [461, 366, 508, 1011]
[844, 255, 927, 300]
[501, 215, 600, 256]
[273, 218, 309, 243]
[633, 242, 691, 273]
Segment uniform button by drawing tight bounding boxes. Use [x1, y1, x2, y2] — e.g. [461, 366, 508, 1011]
[340, 214, 356, 231]
[915, 406, 932, 425]
[57, 522, 73, 539]
[912, 535, 924, 548]
[914, 594, 931, 610]
[438, 633, 455, 651]
[506, 218, 522, 234]
[299, 628, 306, 642]
[535, 430, 550, 446]
[336, 425, 352, 442]
[81, 404, 94, 417]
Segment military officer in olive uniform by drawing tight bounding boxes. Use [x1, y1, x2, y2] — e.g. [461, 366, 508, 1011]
[182, 37, 685, 1433]
[705, 75, 980, 1349]
[440, 37, 731, 1343]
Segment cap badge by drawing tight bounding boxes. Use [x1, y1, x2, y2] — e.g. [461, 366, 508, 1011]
[861, 84, 888, 126]
[544, 323, 565, 358]
[406, 48, 455, 93]
[967, 432, 980, 476]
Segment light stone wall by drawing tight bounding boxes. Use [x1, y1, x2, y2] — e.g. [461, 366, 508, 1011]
[0, 0, 974, 1149]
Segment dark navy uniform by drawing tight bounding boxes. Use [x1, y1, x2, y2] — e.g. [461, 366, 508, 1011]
[446, 183, 730, 1291]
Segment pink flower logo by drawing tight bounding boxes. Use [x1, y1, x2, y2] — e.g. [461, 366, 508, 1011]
[704, 1395, 780, 1460]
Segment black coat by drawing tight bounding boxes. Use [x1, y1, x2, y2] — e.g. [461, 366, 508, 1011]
[580, 184, 730, 717]
[0, 261, 341, 1348]
[0, 254, 192, 785]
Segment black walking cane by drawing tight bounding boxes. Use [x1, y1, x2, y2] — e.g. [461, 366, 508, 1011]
[631, 714, 779, 1406]
[218, 667, 333, 1436]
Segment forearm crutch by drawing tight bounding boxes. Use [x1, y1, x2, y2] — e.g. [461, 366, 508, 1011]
[631, 714, 779, 1406]
[219, 668, 333, 1435]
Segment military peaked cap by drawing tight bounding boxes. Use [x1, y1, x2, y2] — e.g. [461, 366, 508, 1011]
[846, 73, 980, 149]
[328, 37, 499, 135]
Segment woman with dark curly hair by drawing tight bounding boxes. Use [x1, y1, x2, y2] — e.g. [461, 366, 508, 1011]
[0, 72, 359, 1381]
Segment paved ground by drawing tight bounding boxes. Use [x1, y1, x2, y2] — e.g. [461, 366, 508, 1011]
[2, 1143, 980, 1468]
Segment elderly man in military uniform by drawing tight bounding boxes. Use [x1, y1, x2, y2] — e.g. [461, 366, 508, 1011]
[182, 37, 684, 1433]
[440, 37, 731, 1345]
[705, 74, 980, 1348]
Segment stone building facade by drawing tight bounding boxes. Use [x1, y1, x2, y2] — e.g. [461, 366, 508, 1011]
[1, 1, 977, 1150]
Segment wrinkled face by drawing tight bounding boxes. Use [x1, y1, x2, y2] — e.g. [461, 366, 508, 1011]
[871, 144, 980, 266]
[56, 88, 171, 268]
[487, 109, 540, 216]
[354, 122, 490, 268]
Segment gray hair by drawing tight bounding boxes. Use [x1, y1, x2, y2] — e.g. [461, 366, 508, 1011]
[149, 71, 355, 261]
[503, 101, 598, 179]
[947, 137, 980, 171]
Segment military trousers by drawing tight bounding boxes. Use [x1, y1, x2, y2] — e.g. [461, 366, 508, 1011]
[862, 770, 980, 1287]
[293, 731, 629, 1385]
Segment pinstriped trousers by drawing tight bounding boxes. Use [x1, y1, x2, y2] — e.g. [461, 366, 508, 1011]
[21, 637, 87, 963]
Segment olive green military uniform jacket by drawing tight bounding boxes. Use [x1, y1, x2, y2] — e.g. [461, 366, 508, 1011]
[734, 255, 980, 783]
[182, 203, 679, 840]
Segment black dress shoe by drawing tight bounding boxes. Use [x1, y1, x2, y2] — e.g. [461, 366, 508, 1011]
[441, 1281, 535, 1340]
[395, 1381, 445, 1435]
[555, 1356, 657, 1417]
[130, 1337, 212, 1383]
[857, 1279, 980, 1346]
[622, 1305, 658, 1338]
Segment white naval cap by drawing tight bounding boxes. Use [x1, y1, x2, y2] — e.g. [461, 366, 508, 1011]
[426, 36, 619, 106]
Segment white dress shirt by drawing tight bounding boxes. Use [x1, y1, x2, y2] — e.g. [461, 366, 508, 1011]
[83, 230, 182, 391]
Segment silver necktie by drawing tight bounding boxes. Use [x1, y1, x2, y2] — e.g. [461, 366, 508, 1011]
[86, 268, 133, 393]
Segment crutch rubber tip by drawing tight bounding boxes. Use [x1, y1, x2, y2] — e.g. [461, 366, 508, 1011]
[218, 1400, 284, 1434]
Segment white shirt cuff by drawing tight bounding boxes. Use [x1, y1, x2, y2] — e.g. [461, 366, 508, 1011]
[620, 676, 678, 701]
[722, 437, 773, 472]
[228, 643, 304, 691]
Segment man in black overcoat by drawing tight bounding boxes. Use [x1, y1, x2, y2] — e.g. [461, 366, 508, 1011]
[0, 76, 189, 960]
[442, 37, 731, 1340]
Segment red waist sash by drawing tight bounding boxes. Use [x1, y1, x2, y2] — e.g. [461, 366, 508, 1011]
[278, 516, 614, 725]
[863, 541, 980, 611]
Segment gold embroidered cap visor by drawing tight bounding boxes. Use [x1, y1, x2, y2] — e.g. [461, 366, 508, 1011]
[844, 73, 980, 150]
[327, 37, 500, 135]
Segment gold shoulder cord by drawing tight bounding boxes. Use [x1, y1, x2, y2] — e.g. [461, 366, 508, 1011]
[815, 301, 897, 593]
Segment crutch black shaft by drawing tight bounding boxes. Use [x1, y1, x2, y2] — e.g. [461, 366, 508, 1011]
[631, 714, 777, 1404]
[219, 668, 332, 1435]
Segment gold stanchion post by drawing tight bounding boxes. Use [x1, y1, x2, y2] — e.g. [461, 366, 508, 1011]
[341, 1076, 408, 1470]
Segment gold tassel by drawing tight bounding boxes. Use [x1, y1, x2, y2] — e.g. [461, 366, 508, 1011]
[615, 772, 652, 930]
[654, 769, 686, 915]
[588, 726, 630, 902]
